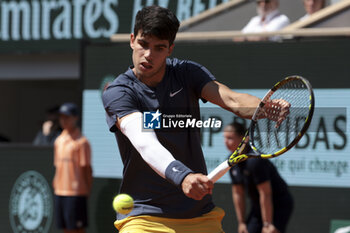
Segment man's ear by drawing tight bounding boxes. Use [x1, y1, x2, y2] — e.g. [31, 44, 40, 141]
[168, 43, 175, 56]
[130, 33, 135, 49]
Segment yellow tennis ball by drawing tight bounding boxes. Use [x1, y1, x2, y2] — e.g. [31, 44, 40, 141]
[112, 194, 134, 215]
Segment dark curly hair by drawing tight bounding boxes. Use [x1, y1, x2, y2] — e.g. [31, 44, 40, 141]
[133, 5, 180, 45]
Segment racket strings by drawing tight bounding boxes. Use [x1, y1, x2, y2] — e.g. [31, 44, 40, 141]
[253, 79, 311, 154]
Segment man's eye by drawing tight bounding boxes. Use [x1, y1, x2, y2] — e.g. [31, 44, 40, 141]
[139, 42, 147, 48]
[156, 47, 165, 51]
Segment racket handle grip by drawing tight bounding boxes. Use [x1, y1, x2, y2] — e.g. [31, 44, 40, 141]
[207, 160, 230, 183]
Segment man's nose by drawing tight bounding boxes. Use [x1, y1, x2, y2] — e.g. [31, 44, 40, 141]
[144, 48, 152, 58]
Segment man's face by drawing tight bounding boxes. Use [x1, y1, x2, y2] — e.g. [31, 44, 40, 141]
[304, 0, 324, 15]
[256, 0, 279, 17]
[224, 130, 243, 152]
[130, 31, 174, 84]
[59, 114, 78, 130]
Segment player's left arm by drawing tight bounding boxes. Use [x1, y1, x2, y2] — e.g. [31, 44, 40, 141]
[201, 81, 289, 125]
[257, 181, 279, 233]
[201, 81, 260, 119]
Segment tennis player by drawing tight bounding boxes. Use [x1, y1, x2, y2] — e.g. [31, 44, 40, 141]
[102, 5, 288, 233]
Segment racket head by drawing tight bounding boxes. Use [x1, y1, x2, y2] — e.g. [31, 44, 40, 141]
[250, 75, 315, 158]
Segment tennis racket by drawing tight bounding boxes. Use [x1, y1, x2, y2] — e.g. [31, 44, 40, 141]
[208, 75, 315, 183]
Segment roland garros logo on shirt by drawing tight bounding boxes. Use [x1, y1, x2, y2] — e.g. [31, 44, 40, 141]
[9, 171, 53, 233]
[143, 110, 222, 129]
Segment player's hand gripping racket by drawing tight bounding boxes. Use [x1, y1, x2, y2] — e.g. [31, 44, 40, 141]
[208, 75, 315, 183]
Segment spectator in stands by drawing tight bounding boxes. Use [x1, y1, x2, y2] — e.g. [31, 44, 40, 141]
[299, 0, 326, 21]
[33, 105, 62, 146]
[224, 122, 294, 233]
[240, 0, 290, 41]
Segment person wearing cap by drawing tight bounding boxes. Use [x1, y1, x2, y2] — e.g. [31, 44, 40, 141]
[53, 102, 93, 233]
[240, 0, 290, 41]
[299, 0, 326, 21]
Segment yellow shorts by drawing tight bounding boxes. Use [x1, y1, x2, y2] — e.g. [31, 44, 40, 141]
[114, 207, 225, 233]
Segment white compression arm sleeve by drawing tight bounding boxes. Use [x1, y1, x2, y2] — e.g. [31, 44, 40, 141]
[119, 112, 175, 178]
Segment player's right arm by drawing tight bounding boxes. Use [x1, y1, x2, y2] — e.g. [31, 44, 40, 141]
[116, 112, 174, 178]
[116, 112, 213, 200]
[232, 184, 248, 233]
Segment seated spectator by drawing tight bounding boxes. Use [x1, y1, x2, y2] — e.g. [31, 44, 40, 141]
[299, 0, 326, 21]
[240, 0, 290, 41]
[33, 105, 62, 146]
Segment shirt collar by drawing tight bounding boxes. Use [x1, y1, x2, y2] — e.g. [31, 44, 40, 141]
[261, 9, 280, 23]
[61, 128, 81, 139]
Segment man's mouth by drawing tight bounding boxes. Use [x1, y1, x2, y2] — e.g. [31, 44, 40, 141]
[141, 62, 153, 70]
